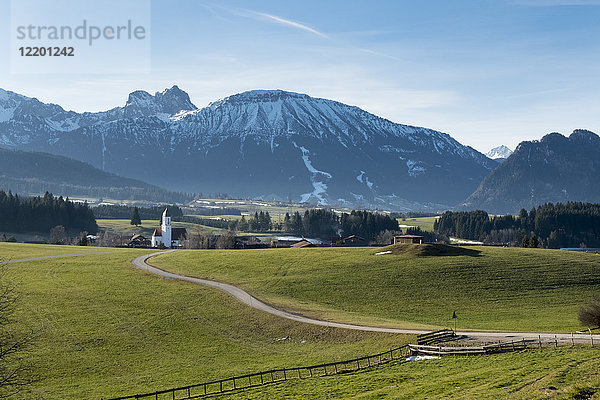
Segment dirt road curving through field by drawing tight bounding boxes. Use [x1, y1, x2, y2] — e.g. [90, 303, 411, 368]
[133, 250, 600, 344]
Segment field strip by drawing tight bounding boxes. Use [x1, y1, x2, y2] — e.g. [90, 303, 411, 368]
[0, 251, 118, 263]
[134, 251, 600, 342]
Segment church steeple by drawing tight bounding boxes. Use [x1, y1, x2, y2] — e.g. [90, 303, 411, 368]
[161, 207, 172, 246]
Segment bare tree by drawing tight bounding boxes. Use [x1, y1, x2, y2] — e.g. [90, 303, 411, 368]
[579, 297, 600, 328]
[183, 227, 216, 249]
[216, 229, 236, 249]
[0, 267, 36, 397]
[49, 225, 67, 245]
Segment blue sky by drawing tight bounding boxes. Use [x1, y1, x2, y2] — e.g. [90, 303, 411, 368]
[1, 0, 599, 152]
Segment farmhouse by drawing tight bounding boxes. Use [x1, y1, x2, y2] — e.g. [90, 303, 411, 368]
[341, 235, 368, 247]
[151, 208, 187, 248]
[394, 234, 424, 244]
[128, 234, 150, 248]
[290, 239, 315, 248]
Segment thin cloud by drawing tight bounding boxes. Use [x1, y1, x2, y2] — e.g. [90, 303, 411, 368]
[249, 11, 330, 39]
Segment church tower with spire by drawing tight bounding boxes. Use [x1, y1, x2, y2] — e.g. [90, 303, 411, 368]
[161, 207, 172, 247]
[151, 207, 186, 248]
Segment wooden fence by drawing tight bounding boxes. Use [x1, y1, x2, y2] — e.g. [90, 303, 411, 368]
[103, 345, 410, 400]
[410, 339, 528, 356]
[103, 331, 599, 400]
[416, 329, 457, 345]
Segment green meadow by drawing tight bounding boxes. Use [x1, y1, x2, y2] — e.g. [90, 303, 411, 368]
[0, 242, 115, 260]
[0, 244, 402, 399]
[151, 245, 600, 332]
[2, 243, 600, 399]
[397, 215, 438, 232]
[220, 347, 600, 400]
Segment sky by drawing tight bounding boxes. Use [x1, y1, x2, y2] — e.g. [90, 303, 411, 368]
[1, 0, 599, 153]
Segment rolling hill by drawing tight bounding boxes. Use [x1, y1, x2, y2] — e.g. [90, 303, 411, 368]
[0, 148, 190, 203]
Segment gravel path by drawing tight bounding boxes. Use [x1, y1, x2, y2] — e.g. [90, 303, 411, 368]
[134, 250, 600, 344]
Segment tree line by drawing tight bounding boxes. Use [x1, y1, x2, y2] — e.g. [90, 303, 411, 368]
[0, 191, 97, 234]
[230, 209, 399, 240]
[434, 202, 600, 248]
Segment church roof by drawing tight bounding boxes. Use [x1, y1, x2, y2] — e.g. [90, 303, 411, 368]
[152, 227, 187, 240]
[162, 207, 170, 218]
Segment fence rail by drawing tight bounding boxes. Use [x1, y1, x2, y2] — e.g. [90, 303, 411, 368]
[416, 329, 457, 345]
[103, 345, 410, 400]
[104, 331, 599, 400]
[410, 339, 528, 356]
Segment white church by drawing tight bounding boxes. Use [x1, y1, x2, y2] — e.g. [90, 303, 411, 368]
[151, 208, 187, 248]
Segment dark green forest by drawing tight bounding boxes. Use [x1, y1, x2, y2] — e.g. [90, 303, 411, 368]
[435, 202, 600, 248]
[0, 191, 98, 234]
[233, 209, 399, 240]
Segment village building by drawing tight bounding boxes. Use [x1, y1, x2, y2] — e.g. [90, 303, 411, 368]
[151, 208, 187, 248]
[128, 234, 150, 248]
[394, 234, 424, 245]
[340, 235, 368, 247]
[272, 236, 323, 248]
[290, 239, 315, 248]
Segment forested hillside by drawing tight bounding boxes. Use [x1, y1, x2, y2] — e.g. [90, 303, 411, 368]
[435, 202, 600, 248]
[0, 191, 98, 233]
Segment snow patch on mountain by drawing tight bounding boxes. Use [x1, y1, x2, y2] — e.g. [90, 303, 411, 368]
[294, 143, 332, 205]
[297, 145, 332, 178]
[0, 106, 16, 123]
[356, 170, 365, 183]
[406, 160, 426, 177]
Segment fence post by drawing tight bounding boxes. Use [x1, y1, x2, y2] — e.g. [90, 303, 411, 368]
[204, 383, 206, 395]
[368, 357, 371, 367]
[554, 335, 558, 349]
[283, 369, 287, 380]
[538, 335, 542, 348]
[334, 363, 338, 373]
[571, 332, 574, 347]
[270, 371, 274, 382]
[356, 360, 360, 370]
[260, 372, 263, 385]
[309, 368, 312, 378]
[323, 365, 327, 375]
[220, 381, 222, 393]
[233, 377, 236, 389]
[172, 389, 175, 400]
[249, 375, 252, 386]
[187, 387, 190, 398]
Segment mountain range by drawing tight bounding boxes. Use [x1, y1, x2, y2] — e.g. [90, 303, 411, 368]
[0, 86, 496, 211]
[463, 130, 600, 214]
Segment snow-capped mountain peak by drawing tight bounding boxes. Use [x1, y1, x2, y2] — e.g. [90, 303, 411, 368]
[0, 85, 496, 210]
[486, 145, 513, 160]
[122, 86, 197, 118]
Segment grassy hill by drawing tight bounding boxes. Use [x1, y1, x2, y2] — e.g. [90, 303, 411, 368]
[2, 243, 600, 399]
[0, 148, 190, 203]
[220, 348, 600, 400]
[0, 243, 401, 399]
[151, 245, 600, 332]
